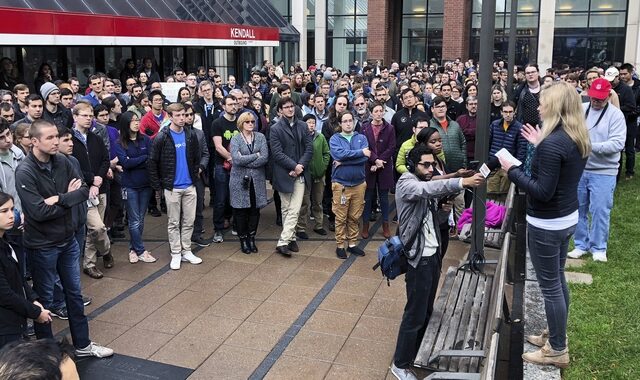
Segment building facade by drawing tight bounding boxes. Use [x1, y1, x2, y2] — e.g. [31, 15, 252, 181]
[276, 0, 640, 71]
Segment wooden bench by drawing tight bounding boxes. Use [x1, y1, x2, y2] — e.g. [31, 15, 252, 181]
[461, 184, 516, 249]
[414, 233, 511, 379]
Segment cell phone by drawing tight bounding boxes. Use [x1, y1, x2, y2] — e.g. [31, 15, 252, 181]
[468, 160, 480, 171]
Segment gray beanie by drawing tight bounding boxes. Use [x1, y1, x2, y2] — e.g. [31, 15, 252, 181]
[40, 82, 59, 100]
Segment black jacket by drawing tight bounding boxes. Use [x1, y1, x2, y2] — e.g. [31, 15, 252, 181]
[613, 81, 638, 125]
[15, 153, 89, 249]
[43, 106, 73, 130]
[508, 126, 587, 220]
[0, 239, 41, 335]
[71, 129, 110, 194]
[193, 97, 222, 152]
[269, 117, 313, 194]
[148, 126, 201, 191]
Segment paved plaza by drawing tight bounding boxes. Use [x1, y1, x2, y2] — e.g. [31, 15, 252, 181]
[50, 192, 472, 379]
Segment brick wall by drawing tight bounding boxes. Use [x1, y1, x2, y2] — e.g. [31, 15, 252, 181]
[442, 0, 471, 61]
[367, 0, 391, 64]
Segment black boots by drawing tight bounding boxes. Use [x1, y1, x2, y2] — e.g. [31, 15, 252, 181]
[248, 233, 258, 253]
[240, 236, 251, 254]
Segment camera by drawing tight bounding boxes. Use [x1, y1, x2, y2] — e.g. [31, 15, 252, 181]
[242, 175, 251, 189]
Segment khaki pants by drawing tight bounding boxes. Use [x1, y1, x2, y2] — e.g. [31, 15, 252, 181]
[332, 182, 366, 247]
[164, 186, 197, 254]
[297, 176, 325, 232]
[84, 193, 110, 269]
[487, 169, 511, 194]
[278, 179, 305, 247]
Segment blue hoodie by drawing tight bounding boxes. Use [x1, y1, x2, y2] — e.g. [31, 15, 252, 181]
[115, 135, 152, 189]
[329, 132, 369, 187]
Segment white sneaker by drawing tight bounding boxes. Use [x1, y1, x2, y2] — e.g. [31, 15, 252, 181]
[181, 251, 202, 265]
[567, 248, 588, 259]
[170, 253, 182, 270]
[592, 251, 607, 262]
[390, 363, 418, 380]
[75, 342, 114, 358]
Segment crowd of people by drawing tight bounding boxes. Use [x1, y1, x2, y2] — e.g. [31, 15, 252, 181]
[0, 55, 638, 376]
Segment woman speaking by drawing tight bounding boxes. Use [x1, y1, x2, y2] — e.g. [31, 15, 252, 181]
[499, 81, 590, 368]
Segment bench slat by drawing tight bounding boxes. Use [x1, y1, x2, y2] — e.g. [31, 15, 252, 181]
[446, 272, 481, 372]
[435, 271, 471, 370]
[456, 274, 489, 373]
[469, 275, 494, 372]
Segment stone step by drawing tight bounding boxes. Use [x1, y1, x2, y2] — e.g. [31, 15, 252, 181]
[565, 271, 593, 285]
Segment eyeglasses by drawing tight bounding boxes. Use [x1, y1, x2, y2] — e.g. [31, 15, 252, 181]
[184, 113, 194, 116]
[245, 120, 256, 124]
[354, 102, 366, 107]
[417, 161, 436, 169]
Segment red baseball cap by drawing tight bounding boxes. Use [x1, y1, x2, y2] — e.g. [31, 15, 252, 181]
[588, 78, 611, 100]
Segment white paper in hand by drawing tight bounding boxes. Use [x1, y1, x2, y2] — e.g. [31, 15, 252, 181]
[495, 148, 522, 167]
[479, 163, 491, 178]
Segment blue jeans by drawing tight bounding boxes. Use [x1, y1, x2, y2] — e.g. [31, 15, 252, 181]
[363, 187, 390, 222]
[574, 172, 616, 253]
[213, 164, 231, 231]
[125, 187, 153, 254]
[527, 223, 575, 351]
[28, 238, 90, 349]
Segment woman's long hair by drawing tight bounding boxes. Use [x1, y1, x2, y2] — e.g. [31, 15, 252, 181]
[118, 111, 139, 149]
[538, 81, 591, 158]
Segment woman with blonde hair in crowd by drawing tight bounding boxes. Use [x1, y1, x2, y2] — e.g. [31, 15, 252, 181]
[499, 81, 590, 368]
[490, 84, 507, 122]
[229, 112, 269, 254]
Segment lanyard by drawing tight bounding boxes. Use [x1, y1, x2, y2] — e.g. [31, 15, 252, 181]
[585, 103, 608, 130]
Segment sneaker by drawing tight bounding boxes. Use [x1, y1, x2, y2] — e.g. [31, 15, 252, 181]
[75, 342, 114, 358]
[522, 341, 570, 369]
[181, 251, 203, 265]
[148, 207, 161, 217]
[390, 363, 418, 380]
[138, 251, 157, 263]
[129, 250, 139, 264]
[213, 231, 224, 243]
[336, 248, 347, 260]
[567, 248, 587, 259]
[231, 229, 238, 236]
[24, 320, 35, 337]
[288, 241, 299, 252]
[347, 246, 366, 257]
[192, 236, 212, 247]
[314, 228, 327, 236]
[82, 295, 93, 306]
[296, 231, 309, 240]
[50, 306, 69, 320]
[592, 251, 607, 262]
[170, 253, 181, 270]
[102, 253, 114, 269]
[276, 245, 291, 257]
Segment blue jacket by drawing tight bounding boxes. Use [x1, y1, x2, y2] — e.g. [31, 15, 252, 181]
[115, 135, 152, 189]
[329, 132, 369, 187]
[487, 118, 528, 170]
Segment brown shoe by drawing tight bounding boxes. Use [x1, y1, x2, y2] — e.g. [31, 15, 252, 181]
[103, 253, 114, 269]
[522, 341, 569, 368]
[526, 329, 568, 348]
[361, 222, 369, 239]
[382, 222, 391, 239]
[83, 267, 103, 279]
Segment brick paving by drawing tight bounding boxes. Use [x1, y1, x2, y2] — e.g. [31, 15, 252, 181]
[52, 194, 471, 379]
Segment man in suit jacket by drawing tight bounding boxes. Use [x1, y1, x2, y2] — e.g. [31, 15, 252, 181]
[269, 97, 313, 257]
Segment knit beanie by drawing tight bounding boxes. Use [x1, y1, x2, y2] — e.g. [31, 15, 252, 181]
[40, 82, 58, 100]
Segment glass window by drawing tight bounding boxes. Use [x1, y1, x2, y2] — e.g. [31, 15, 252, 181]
[590, 12, 627, 28]
[403, 16, 427, 37]
[104, 47, 133, 81]
[66, 47, 95, 86]
[428, 0, 444, 13]
[590, 0, 627, 11]
[555, 13, 589, 28]
[307, 0, 315, 15]
[186, 47, 204, 74]
[555, 0, 589, 11]
[21, 47, 60, 91]
[404, 0, 428, 14]
[163, 48, 185, 79]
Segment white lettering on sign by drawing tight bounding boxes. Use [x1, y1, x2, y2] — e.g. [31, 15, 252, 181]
[230, 28, 256, 39]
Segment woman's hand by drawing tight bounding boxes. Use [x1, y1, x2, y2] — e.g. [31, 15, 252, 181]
[498, 155, 514, 172]
[521, 123, 542, 146]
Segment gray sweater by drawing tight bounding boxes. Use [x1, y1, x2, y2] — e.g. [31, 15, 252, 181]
[582, 103, 626, 176]
[395, 172, 464, 268]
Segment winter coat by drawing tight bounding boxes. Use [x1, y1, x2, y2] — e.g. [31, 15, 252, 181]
[429, 117, 467, 172]
[361, 120, 396, 190]
[329, 132, 369, 187]
[148, 127, 200, 191]
[269, 117, 313, 194]
[115, 134, 152, 190]
[229, 132, 269, 209]
[308, 132, 330, 180]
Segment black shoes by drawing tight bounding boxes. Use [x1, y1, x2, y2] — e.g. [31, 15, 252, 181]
[288, 241, 299, 252]
[149, 207, 161, 217]
[110, 229, 125, 239]
[314, 228, 328, 236]
[192, 236, 212, 247]
[348, 246, 366, 257]
[248, 235, 258, 253]
[240, 236, 251, 254]
[103, 253, 114, 269]
[275, 215, 282, 226]
[276, 245, 291, 257]
[336, 248, 347, 259]
[296, 231, 309, 240]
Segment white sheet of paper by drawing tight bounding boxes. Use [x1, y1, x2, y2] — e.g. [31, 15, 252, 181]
[495, 148, 522, 167]
[479, 163, 491, 178]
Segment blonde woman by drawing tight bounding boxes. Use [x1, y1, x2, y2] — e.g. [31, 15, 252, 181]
[499, 81, 591, 368]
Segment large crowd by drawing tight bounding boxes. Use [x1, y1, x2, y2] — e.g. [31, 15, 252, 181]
[0, 55, 638, 378]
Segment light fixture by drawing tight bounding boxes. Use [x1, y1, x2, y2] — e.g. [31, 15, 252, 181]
[414, 7, 426, 12]
[558, 4, 573, 10]
[598, 4, 613, 9]
[520, 5, 534, 11]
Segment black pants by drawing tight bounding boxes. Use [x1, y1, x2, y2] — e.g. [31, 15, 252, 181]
[193, 177, 205, 238]
[0, 334, 24, 350]
[393, 253, 441, 369]
[619, 121, 637, 178]
[233, 181, 260, 237]
[273, 189, 282, 220]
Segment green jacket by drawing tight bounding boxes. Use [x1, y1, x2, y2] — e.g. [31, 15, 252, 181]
[429, 117, 467, 171]
[309, 131, 330, 179]
[396, 135, 445, 174]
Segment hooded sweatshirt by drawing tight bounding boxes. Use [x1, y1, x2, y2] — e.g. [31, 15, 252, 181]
[0, 145, 25, 211]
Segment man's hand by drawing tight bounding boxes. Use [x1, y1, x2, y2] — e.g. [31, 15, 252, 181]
[294, 164, 304, 176]
[67, 178, 81, 192]
[115, 165, 123, 173]
[375, 159, 385, 168]
[33, 300, 44, 309]
[106, 168, 114, 180]
[89, 185, 99, 199]
[288, 170, 298, 177]
[362, 147, 371, 157]
[441, 201, 453, 213]
[333, 160, 342, 168]
[462, 173, 485, 188]
[44, 196, 59, 206]
[35, 309, 52, 324]
[93, 176, 103, 187]
[456, 169, 475, 178]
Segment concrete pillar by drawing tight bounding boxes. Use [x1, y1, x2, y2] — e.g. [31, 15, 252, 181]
[263, 47, 273, 66]
[442, 0, 471, 61]
[624, 0, 640, 67]
[537, 0, 556, 73]
[315, 0, 327, 65]
[291, 0, 306, 68]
